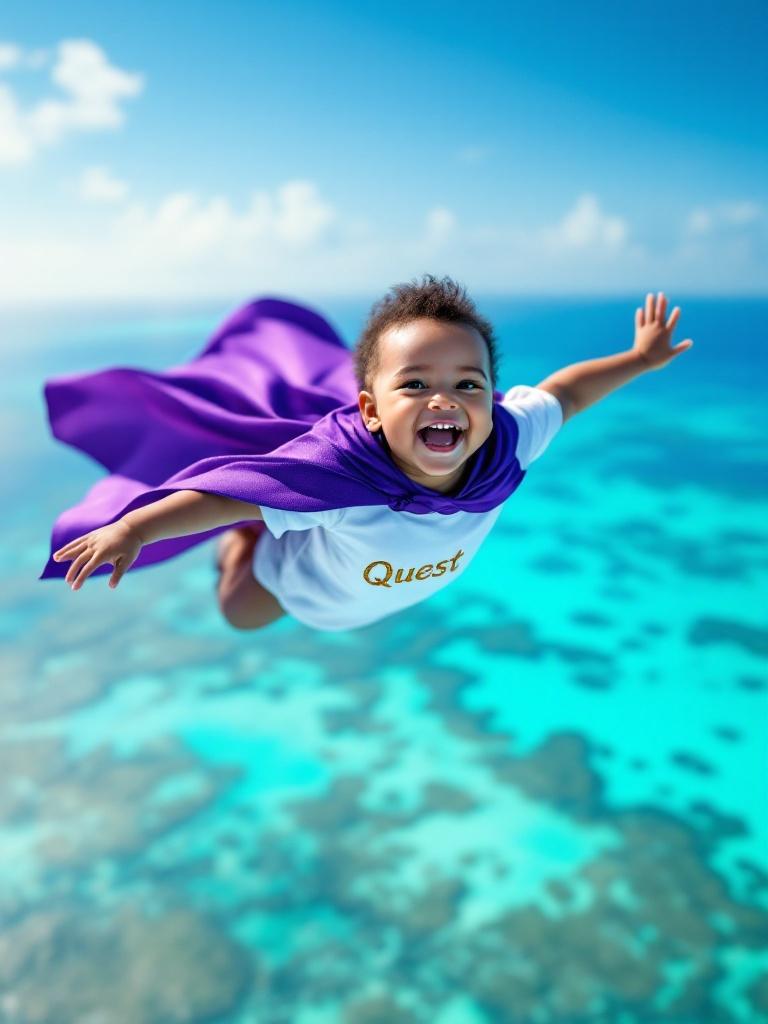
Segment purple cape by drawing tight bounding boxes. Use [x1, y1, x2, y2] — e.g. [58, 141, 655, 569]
[39, 296, 524, 581]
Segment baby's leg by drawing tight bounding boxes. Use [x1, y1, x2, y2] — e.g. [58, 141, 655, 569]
[216, 526, 286, 630]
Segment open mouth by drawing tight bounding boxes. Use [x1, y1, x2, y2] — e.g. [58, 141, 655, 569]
[417, 425, 465, 453]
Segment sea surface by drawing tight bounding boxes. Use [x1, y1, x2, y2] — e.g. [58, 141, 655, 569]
[1, 294, 766, 1023]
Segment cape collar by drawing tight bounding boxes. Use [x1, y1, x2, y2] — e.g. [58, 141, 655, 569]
[313, 399, 525, 514]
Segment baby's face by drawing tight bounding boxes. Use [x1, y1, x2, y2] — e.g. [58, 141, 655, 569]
[358, 318, 494, 494]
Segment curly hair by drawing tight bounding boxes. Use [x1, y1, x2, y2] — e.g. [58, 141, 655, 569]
[353, 273, 500, 394]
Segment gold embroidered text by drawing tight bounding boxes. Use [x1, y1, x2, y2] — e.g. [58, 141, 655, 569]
[362, 549, 466, 588]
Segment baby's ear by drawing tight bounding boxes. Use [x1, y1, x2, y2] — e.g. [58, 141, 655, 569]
[357, 390, 378, 422]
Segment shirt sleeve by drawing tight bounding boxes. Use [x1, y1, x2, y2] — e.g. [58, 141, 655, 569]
[259, 504, 346, 539]
[500, 385, 563, 470]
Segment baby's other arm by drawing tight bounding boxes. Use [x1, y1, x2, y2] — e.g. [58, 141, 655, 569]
[536, 292, 692, 419]
[533, 381, 578, 424]
[124, 490, 263, 545]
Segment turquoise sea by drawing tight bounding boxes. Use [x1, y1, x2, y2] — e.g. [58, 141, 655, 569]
[2, 295, 767, 1023]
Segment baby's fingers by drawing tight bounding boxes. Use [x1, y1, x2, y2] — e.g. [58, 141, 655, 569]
[109, 558, 127, 589]
[69, 552, 101, 590]
[54, 536, 88, 561]
[666, 306, 681, 330]
[64, 549, 91, 586]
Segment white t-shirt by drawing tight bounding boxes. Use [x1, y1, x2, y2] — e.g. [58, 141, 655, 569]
[253, 385, 563, 631]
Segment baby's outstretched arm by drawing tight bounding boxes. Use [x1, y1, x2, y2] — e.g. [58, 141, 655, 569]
[124, 491, 263, 545]
[537, 291, 694, 420]
[53, 491, 263, 591]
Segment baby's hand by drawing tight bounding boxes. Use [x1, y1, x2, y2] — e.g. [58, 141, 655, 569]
[633, 292, 694, 371]
[52, 520, 143, 591]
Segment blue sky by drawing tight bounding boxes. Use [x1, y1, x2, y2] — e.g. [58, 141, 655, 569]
[1, 0, 765, 305]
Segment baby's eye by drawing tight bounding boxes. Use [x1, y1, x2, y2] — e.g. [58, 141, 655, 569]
[402, 380, 481, 391]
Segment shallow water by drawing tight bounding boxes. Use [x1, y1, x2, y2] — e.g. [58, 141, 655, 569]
[2, 295, 767, 1023]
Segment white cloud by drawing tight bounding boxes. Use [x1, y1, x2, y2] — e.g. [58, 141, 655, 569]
[0, 85, 32, 162]
[687, 208, 712, 235]
[270, 180, 336, 244]
[79, 165, 130, 203]
[112, 179, 336, 255]
[686, 200, 763, 235]
[0, 184, 764, 306]
[0, 177, 347, 303]
[0, 38, 143, 165]
[540, 193, 627, 250]
[425, 207, 457, 243]
[456, 145, 492, 164]
[0, 42, 49, 71]
[0, 43, 22, 71]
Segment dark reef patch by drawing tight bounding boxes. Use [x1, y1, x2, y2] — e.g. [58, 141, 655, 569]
[689, 617, 768, 659]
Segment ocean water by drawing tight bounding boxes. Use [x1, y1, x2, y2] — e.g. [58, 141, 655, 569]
[1, 295, 766, 1023]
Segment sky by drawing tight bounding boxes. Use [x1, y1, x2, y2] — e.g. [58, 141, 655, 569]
[0, 0, 766, 306]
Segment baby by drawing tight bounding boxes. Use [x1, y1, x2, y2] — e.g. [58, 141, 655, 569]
[52, 279, 692, 632]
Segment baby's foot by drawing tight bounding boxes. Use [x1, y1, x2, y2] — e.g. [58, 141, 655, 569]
[216, 525, 261, 587]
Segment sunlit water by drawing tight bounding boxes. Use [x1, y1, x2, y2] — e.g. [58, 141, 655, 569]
[2, 296, 766, 1023]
